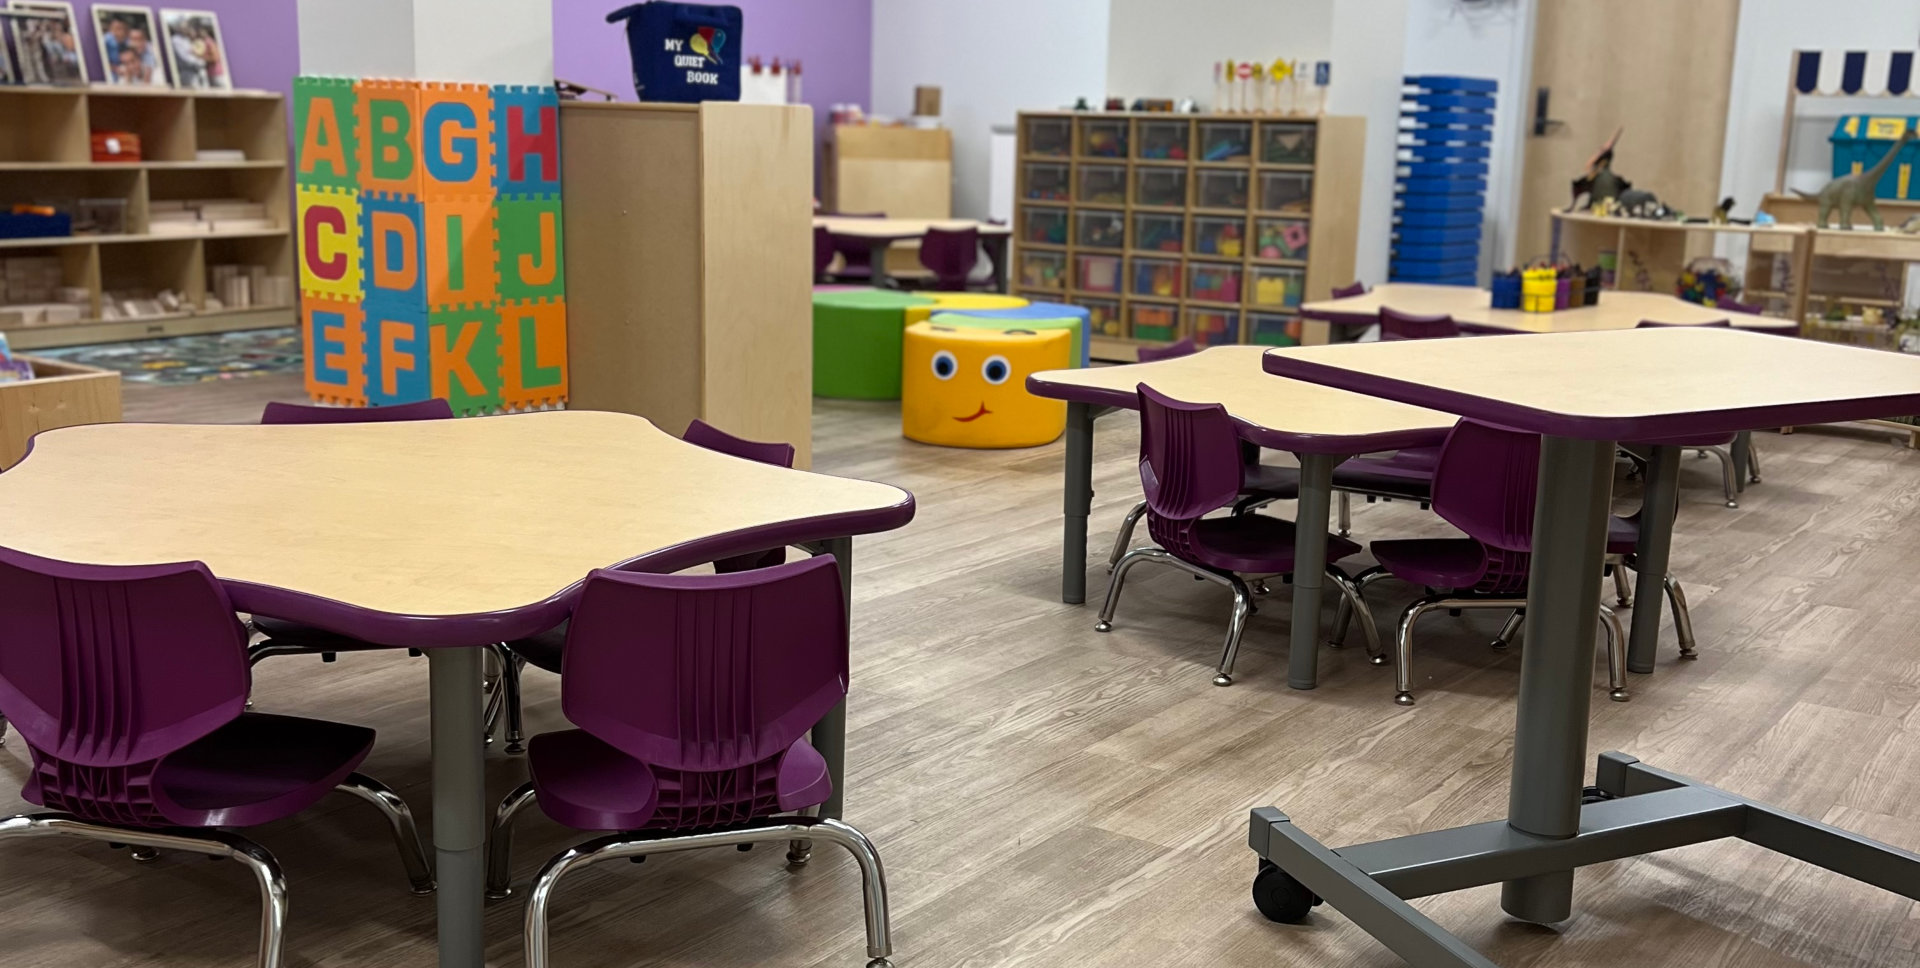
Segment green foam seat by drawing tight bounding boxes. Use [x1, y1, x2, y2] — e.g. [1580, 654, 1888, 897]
[812, 288, 935, 399]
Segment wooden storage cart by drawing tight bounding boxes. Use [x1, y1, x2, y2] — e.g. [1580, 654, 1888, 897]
[0, 356, 121, 469]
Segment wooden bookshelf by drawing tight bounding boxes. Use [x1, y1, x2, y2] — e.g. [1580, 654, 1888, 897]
[0, 86, 292, 349]
[1011, 110, 1364, 361]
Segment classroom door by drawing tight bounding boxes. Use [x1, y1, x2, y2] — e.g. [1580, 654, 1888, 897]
[1516, 0, 1741, 263]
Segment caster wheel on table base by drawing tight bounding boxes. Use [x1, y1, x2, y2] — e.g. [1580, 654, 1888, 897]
[1094, 621, 1112, 633]
[1252, 860, 1322, 923]
[1394, 692, 1415, 706]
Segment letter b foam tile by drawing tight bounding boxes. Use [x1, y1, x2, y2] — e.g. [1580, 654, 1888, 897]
[355, 78, 421, 198]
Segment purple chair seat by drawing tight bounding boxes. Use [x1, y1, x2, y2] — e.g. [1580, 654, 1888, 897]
[1366, 537, 1489, 590]
[1244, 463, 1303, 498]
[1174, 516, 1361, 575]
[1332, 455, 1435, 500]
[132, 713, 374, 826]
[526, 730, 832, 832]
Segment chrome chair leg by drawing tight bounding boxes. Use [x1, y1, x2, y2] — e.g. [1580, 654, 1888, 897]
[1748, 439, 1763, 483]
[1610, 560, 1633, 607]
[485, 780, 540, 899]
[1491, 609, 1524, 651]
[1708, 446, 1739, 508]
[1664, 574, 1699, 659]
[1329, 587, 1350, 648]
[1212, 576, 1256, 687]
[335, 772, 436, 895]
[1095, 546, 1165, 632]
[0, 711, 8, 746]
[1325, 566, 1383, 663]
[1392, 596, 1454, 706]
[1107, 500, 1148, 572]
[1599, 605, 1629, 702]
[1336, 490, 1352, 537]
[502, 653, 526, 754]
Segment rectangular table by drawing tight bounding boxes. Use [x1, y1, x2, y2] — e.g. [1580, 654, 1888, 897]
[815, 216, 1013, 291]
[1249, 328, 1920, 966]
[1028, 346, 1455, 689]
[1301, 283, 1797, 335]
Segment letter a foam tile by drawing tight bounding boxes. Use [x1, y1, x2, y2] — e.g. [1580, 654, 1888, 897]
[496, 299, 568, 410]
[492, 85, 561, 198]
[295, 76, 358, 191]
[424, 194, 499, 311]
[430, 307, 504, 416]
[363, 304, 433, 407]
[495, 195, 564, 303]
[361, 192, 428, 312]
[356, 78, 422, 198]
[418, 82, 495, 196]
[303, 296, 367, 407]
[297, 185, 362, 301]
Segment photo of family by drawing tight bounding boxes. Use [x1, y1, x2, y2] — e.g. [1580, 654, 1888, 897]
[5, 1, 87, 85]
[93, 4, 166, 87]
[159, 7, 226, 90]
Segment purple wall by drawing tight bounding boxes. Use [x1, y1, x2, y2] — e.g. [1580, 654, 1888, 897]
[65, 0, 299, 105]
[551, 0, 871, 146]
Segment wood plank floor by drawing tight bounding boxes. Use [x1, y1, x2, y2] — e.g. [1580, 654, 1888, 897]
[6, 372, 1920, 967]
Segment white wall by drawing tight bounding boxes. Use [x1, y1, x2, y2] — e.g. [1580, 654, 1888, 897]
[870, 0, 1110, 219]
[1327, 0, 1409, 285]
[297, 0, 417, 77]
[1105, 0, 1332, 108]
[298, 0, 552, 84]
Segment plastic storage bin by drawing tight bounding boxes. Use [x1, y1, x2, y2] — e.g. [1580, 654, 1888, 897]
[1019, 250, 1067, 291]
[1129, 256, 1182, 299]
[1024, 163, 1070, 201]
[1196, 169, 1250, 210]
[1259, 122, 1317, 165]
[1074, 296, 1122, 338]
[1257, 171, 1313, 213]
[1253, 217, 1311, 261]
[1186, 307, 1241, 347]
[1078, 118, 1129, 158]
[1024, 116, 1072, 157]
[1075, 210, 1125, 250]
[1247, 312, 1301, 347]
[1128, 303, 1179, 343]
[1249, 266, 1304, 308]
[1198, 121, 1252, 162]
[1136, 119, 1191, 160]
[1187, 261, 1242, 304]
[1077, 165, 1127, 205]
[1021, 207, 1068, 246]
[1132, 212, 1184, 254]
[1074, 254, 1122, 294]
[1190, 215, 1247, 258]
[1133, 166, 1187, 208]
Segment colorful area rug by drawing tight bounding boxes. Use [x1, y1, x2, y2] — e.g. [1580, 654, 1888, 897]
[35, 328, 302, 385]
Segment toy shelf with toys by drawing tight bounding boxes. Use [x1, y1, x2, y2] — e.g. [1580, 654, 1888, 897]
[1013, 110, 1363, 361]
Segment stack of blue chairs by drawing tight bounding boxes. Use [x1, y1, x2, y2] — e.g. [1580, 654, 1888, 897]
[1391, 75, 1497, 286]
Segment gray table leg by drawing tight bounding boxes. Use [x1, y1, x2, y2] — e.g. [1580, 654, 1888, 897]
[1501, 435, 1615, 924]
[814, 536, 853, 820]
[1062, 401, 1096, 605]
[1627, 444, 1680, 674]
[428, 648, 486, 968]
[1731, 430, 1751, 494]
[1288, 453, 1337, 690]
[867, 240, 893, 289]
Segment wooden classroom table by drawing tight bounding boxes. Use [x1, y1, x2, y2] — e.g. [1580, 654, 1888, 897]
[1300, 283, 1799, 335]
[1251, 328, 1920, 967]
[0, 410, 916, 968]
[1027, 345, 1456, 689]
[815, 216, 1013, 291]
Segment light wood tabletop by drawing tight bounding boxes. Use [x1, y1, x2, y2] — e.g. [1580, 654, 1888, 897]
[0, 410, 914, 634]
[1264, 327, 1920, 440]
[814, 215, 1012, 239]
[1029, 345, 1454, 454]
[1300, 283, 1792, 334]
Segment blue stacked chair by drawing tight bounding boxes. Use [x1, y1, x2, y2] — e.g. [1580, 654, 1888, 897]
[1392, 76, 1497, 286]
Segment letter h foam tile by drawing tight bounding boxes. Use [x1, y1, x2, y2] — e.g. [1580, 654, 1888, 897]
[355, 78, 422, 198]
[418, 82, 495, 197]
[295, 75, 359, 191]
[491, 85, 560, 198]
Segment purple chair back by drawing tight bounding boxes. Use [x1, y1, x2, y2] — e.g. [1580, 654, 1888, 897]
[261, 399, 455, 423]
[828, 211, 885, 272]
[1430, 420, 1540, 594]
[684, 419, 796, 468]
[1136, 384, 1244, 522]
[1380, 308, 1460, 341]
[0, 547, 247, 826]
[813, 224, 835, 278]
[918, 226, 980, 291]
[1332, 281, 1368, 299]
[1715, 295, 1764, 315]
[560, 557, 846, 824]
[1135, 338, 1197, 363]
[1636, 319, 1729, 329]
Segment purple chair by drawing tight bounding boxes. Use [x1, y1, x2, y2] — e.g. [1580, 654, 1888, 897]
[0, 547, 434, 966]
[1105, 340, 1305, 572]
[917, 225, 980, 291]
[1716, 294, 1765, 315]
[490, 419, 801, 753]
[484, 557, 894, 968]
[1331, 280, 1368, 299]
[814, 224, 835, 281]
[1095, 385, 1379, 686]
[1336, 420, 1627, 705]
[1602, 510, 1700, 661]
[1630, 320, 1757, 506]
[258, 399, 456, 424]
[1379, 307, 1460, 341]
[826, 210, 886, 282]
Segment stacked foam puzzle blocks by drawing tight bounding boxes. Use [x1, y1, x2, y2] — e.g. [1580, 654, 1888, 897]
[295, 76, 566, 415]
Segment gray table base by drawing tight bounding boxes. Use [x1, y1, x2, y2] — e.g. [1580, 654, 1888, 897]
[1244, 435, 1920, 965]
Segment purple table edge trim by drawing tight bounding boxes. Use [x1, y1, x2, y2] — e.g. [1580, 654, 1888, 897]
[1262, 353, 1920, 442]
[1301, 309, 1380, 328]
[1025, 374, 1452, 455]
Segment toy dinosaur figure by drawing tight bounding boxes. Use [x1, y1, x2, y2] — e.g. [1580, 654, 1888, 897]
[1572, 127, 1629, 211]
[1795, 125, 1915, 230]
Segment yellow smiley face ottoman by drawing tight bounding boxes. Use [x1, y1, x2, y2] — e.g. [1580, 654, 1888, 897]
[902, 292, 1030, 325]
[902, 321, 1069, 448]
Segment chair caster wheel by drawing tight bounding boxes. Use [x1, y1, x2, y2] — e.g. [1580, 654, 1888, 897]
[1489, 641, 1508, 652]
[1094, 620, 1112, 633]
[1212, 673, 1233, 687]
[1679, 649, 1698, 661]
[130, 846, 160, 863]
[1725, 500, 1739, 509]
[867, 959, 895, 968]
[1252, 860, 1321, 924]
[1252, 580, 1271, 596]
[1369, 655, 1389, 666]
[504, 741, 525, 755]
[1394, 692, 1415, 706]
[1609, 688, 1630, 702]
[786, 847, 812, 866]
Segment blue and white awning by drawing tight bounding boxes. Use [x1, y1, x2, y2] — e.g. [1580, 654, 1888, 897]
[1793, 50, 1918, 97]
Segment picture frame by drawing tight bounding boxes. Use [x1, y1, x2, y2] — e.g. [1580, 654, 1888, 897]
[5, 2, 86, 85]
[0, 17, 16, 85]
[92, 4, 166, 87]
[157, 7, 226, 91]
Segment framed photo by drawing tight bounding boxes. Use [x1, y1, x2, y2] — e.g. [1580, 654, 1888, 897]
[5, 2, 86, 85]
[93, 4, 165, 87]
[0, 17, 16, 85]
[158, 7, 225, 90]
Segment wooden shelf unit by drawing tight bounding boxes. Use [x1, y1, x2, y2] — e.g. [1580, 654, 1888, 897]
[1011, 110, 1363, 361]
[0, 86, 292, 349]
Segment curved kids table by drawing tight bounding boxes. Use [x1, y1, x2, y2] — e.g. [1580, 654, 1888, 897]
[1301, 283, 1799, 336]
[815, 216, 1014, 291]
[0, 410, 916, 968]
[1251, 329, 1920, 967]
[1027, 345, 1455, 689]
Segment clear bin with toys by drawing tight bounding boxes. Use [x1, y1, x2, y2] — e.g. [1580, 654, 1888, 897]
[1024, 116, 1072, 157]
[1258, 122, 1317, 165]
[1197, 121, 1253, 163]
[1257, 171, 1313, 214]
[1190, 215, 1247, 258]
[1077, 117, 1129, 158]
[1248, 266, 1305, 309]
[1021, 206, 1068, 246]
[1019, 250, 1067, 291]
[1186, 307, 1241, 347]
[1132, 212, 1184, 254]
[1195, 169, 1250, 210]
[1074, 296, 1122, 339]
[1253, 217, 1311, 262]
[1132, 166, 1187, 208]
[1128, 302, 1179, 343]
[1023, 162, 1070, 201]
[1076, 165, 1127, 205]
[1074, 254, 1121, 294]
[1247, 312, 1301, 347]
[1186, 261, 1242, 304]
[1129, 256, 1182, 299]
[1135, 119, 1191, 161]
[1075, 209, 1125, 250]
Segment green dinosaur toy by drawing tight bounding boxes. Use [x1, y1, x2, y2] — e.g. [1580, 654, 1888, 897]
[1796, 124, 1915, 230]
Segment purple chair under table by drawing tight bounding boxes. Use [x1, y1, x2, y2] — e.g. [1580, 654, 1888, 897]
[0, 547, 434, 967]
[916, 225, 980, 291]
[1135, 338, 1197, 362]
[825, 210, 886, 282]
[1630, 320, 1759, 506]
[1302, 281, 1370, 344]
[1602, 509, 1700, 661]
[484, 557, 894, 968]
[1379, 307, 1460, 341]
[1333, 420, 1628, 705]
[1095, 385, 1379, 686]
[1331, 281, 1368, 299]
[814, 224, 835, 281]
